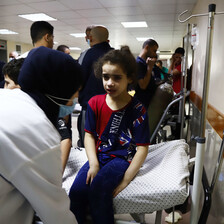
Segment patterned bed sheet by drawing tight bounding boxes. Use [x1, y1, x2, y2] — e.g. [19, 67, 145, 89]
[62, 139, 189, 214]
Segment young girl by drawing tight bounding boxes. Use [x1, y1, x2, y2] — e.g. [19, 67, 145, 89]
[69, 46, 150, 224]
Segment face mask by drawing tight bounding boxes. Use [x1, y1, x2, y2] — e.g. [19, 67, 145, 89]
[9, 57, 14, 62]
[46, 94, 77, 118]
[87, 39, 90, 46]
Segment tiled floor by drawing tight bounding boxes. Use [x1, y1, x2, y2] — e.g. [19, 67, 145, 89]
[115, 211, 191, 224]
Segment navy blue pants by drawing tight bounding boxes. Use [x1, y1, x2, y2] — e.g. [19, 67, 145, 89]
[69, 157, 129, 224]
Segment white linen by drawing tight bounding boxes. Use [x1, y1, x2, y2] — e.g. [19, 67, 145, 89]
[63, 139, 189, 214]
[0, 89, 77, 224]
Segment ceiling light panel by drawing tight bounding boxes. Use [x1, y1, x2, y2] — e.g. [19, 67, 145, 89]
[70, 33, 86, 38]
[121, 21, 148, 28]
[70, 47, 82, 50]
[18, 13, 57, 21]
[0, 29, 18, 34]
[136, 37, 154, 41]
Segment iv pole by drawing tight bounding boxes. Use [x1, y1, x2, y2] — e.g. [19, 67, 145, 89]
[178, 4, 224, 224]
[180, 23, 190, 139]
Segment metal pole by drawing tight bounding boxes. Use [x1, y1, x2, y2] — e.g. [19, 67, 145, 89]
[200, 5, 215, 137]
[150, 96, 183, 143]
[180, 23, 190, 139]
[190, 4, 216, 224]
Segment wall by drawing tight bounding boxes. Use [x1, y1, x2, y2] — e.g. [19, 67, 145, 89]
[190, 102, 224, 223]
[191, 0, 224, 114]
[69, 52, 81, 60]
[7, 40, 32, 61]
[7, 40, 81, 60]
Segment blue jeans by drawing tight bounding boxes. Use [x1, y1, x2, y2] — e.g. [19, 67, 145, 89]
[69, 157, 130, 224]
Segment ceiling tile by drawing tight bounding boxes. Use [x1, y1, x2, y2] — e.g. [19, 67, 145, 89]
[48, 11, 81, 19]
[77, 8, 111, 17]
[109, 6, 144, 16]
[98, 0, 138, 8]
[59, 0, 103, 10]
[18, 0, 48, 2]
[0, 4, 38, 16]
[0, 0, 199, 55]
[0, 0, 21, 6]
[27, 1, 69, 12]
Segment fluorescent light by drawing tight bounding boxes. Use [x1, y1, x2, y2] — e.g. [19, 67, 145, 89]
[18, 13, 57, 22]
[54, 41, 58, 44]
[0, 29, 18, 34]
[136, 37, 154, 41]
[70, 33, 86, 38]
[70, 47, 81, 51]
[121, 21, 148, 28]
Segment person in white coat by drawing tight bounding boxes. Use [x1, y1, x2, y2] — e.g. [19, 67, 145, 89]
[0, 46, 83, 224]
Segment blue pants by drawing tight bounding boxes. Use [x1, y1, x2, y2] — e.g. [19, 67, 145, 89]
[69, 157, 130, 224]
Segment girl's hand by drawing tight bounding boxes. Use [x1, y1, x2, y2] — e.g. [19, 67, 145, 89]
[113, 179, 130, 198]
[86, 165, 100, 185]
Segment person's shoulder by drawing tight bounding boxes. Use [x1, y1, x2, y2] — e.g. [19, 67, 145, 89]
[81, 48, 91, 56]
[81, 47, 98, 64]
[163, 67, 169, 73]
[87, 94, 105, 113]
[131, 97, 147, 113]
[89, 94, 105, 104]
[136, 56, 146, 66]
[27, 46, 51, 59]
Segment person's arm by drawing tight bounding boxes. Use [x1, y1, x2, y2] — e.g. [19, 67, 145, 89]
[168, 54, 175, 74]
[10, 146, 77, 224]
[113, 145, 148, 197]
[84, 132, 100, 184]
[172, 68, 181, 77]
[61, 138, 72, 173]
[168, 54, 181, 77]
[138, 57, 156, 90]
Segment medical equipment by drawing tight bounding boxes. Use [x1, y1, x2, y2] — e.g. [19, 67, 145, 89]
[63, 140, 189, 224]
[178, 4, 224, 223]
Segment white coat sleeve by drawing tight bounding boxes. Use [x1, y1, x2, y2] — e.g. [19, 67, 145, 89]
[0, 89, 77, 224]
[10, 146, 77, 224]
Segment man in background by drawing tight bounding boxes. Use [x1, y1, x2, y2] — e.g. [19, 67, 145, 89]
[85, 25, 94, 46]
[9, 51, 18, 61]
[18, 20, 54, 58]
[78, 25, 95, 65]
[77, 25, 113, 147]
[135, 39, 159, 109]
[57, 44, 71, 55]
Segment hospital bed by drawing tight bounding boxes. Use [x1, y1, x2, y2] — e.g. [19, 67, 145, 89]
[62, 139, 190, 224]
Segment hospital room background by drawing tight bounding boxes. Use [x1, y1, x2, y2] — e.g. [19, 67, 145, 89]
[0, 0, 224, 223]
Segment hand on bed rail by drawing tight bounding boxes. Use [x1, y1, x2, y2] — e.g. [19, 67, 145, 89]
[113, 179, 129, 198]
[113, 145, 148, 198]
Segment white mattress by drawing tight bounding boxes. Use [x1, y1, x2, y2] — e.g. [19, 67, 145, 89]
[62, 139, 189, 214]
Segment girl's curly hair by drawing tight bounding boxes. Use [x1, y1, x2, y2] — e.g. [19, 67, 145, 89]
[94, 46, 137, 88]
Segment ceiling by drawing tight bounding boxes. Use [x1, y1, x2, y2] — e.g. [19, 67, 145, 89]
[0, 0, 197, 56]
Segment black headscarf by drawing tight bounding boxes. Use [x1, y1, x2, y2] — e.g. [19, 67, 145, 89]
[19, 46, 83, 126]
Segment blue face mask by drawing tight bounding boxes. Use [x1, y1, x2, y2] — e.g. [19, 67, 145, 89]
[87, 39, 90, 46]
[58, 102, 76, 118]
[46, 94, 77, 118]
